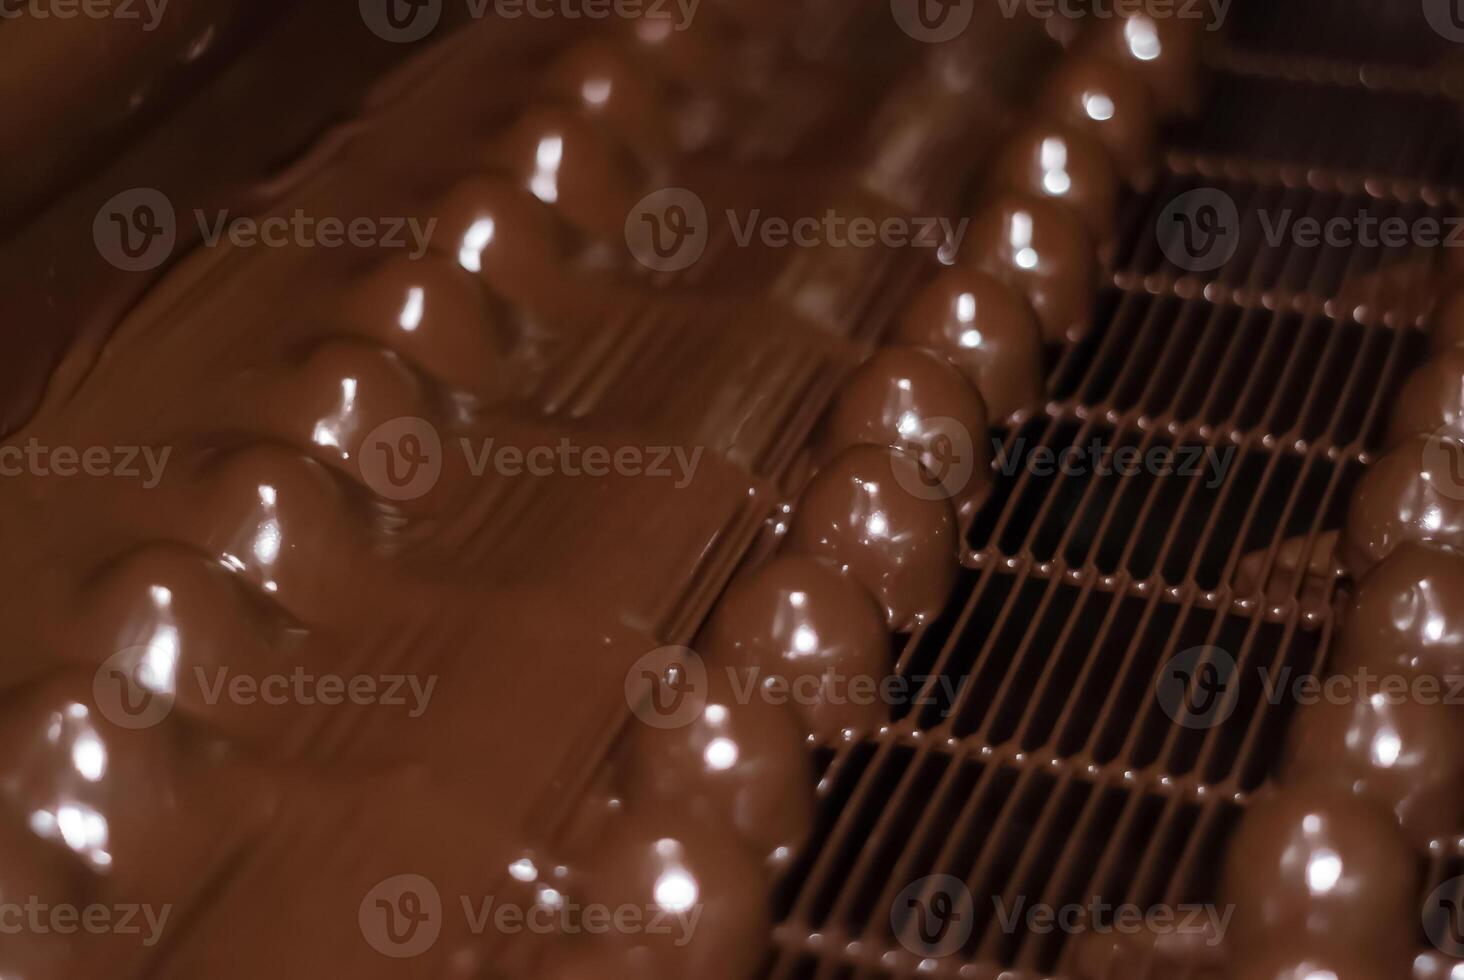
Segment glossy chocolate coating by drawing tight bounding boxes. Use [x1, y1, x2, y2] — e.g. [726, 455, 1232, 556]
[1222, 782, 1419, 958]
[988, 120, 1120, 243]
[787, 445, 959, 632]
[486, 106, 648, 245]
[430, 175, 582, 309]
[1415, 950, 1464, 980]
[325, 253, 515, 404]
[628, 668, 815, 866]
[543, 39, 676, 171]
[964, 189, 1097, 345]
[700, 555, 892, 740]
[1389, 347, 1464, 449]
[820, 347, 994, 518]
[891, 268, 1046, 423]
[1036, 53, 1159, 187]
[1431, 287, 1464, 354]
[1332, 541, 1464, 681]
[1081, 13, 1206, 119]
[1232, 944, 1394, 980]
[1282, 693, 1464, 850]
[1342, 434, 1464, 575]
[260, 339, 432, 491]
[582, 810, 769, 980]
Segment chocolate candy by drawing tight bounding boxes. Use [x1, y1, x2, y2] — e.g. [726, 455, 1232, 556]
[1389, 347, 1464, 449]
[486, 106, 648, 245]
[627, 668, 814, 865]
[700, 555, 891, 740]
[326, 253, 516, 404]
[581, 811, 769, 980]
[787, 445, 959, 632]
[965, 189, 1097, 345]
[1342, 434, 1464, 575]
[1430, 287, 1464, 354]
[988, 120, 1120, 243]
[1282, 693, 1464, 850]
[1331, 541, 1464, 681]
[259, 339, 433, 493]
[1081, 13, 1206, 119]
[543, 39, 676, 172]
[1036, 53, 1159, 187]
[1222, 782, 1418, 959]
[820, 347, 993, 518]
[0, 809, 88, 976]
[891, 267, 1046, 422]
[430, 175, 581, 307]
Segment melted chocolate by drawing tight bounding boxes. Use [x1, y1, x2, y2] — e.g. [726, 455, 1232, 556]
[1282, 694, 1464, 850]
[819, 346, 994, 518]
[964, 189, 1097, 345]
[1036, 52, 1159, 187]
[891, 267, 1047, 423]
[786, 445, 960, 632]
[1332, 541, 1464, 681]
[1079, 13, 1206, 120]
[1389, 347, 1464, 449]
[626, 668, 814, 867]
[1231, 944, 1395, 980]
[988, 119, 1120, 243]
[543, 39, 677, 173]
[1222, 782, 1419, 961]
[700, 555, 892, 740]
[1431, 287, 1464, 353]
[1342, 434, 1464, 574]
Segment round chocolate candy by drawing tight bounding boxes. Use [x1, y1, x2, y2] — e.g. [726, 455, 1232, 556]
[581, 810, 768, 980]
[1331, 541, 1464, 681]
[1081, 13, 1206, 119]
[627, 667, 814, 866]
[786, 445, 959, 632]
[1388, 347, 1464, 449]
[325, 253, 515, 404]
[1282, 692, 1464, 850]
[1341, 434, 1464, 575]
[700, 555, 891, 740]
[1221, 781, 1419, 959]
[988, 119, 1119, 243]
[964, 189, 1097, 345]
[820, 347, 993, 518]
[543, 39, 675, 171]
[891, 267, 1046, 423]
[1036, 52, 1159, 186]
[486, 106, 648, 246]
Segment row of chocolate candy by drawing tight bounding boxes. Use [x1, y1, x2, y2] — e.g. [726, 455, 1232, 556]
[1218, 232, 1464, 976]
